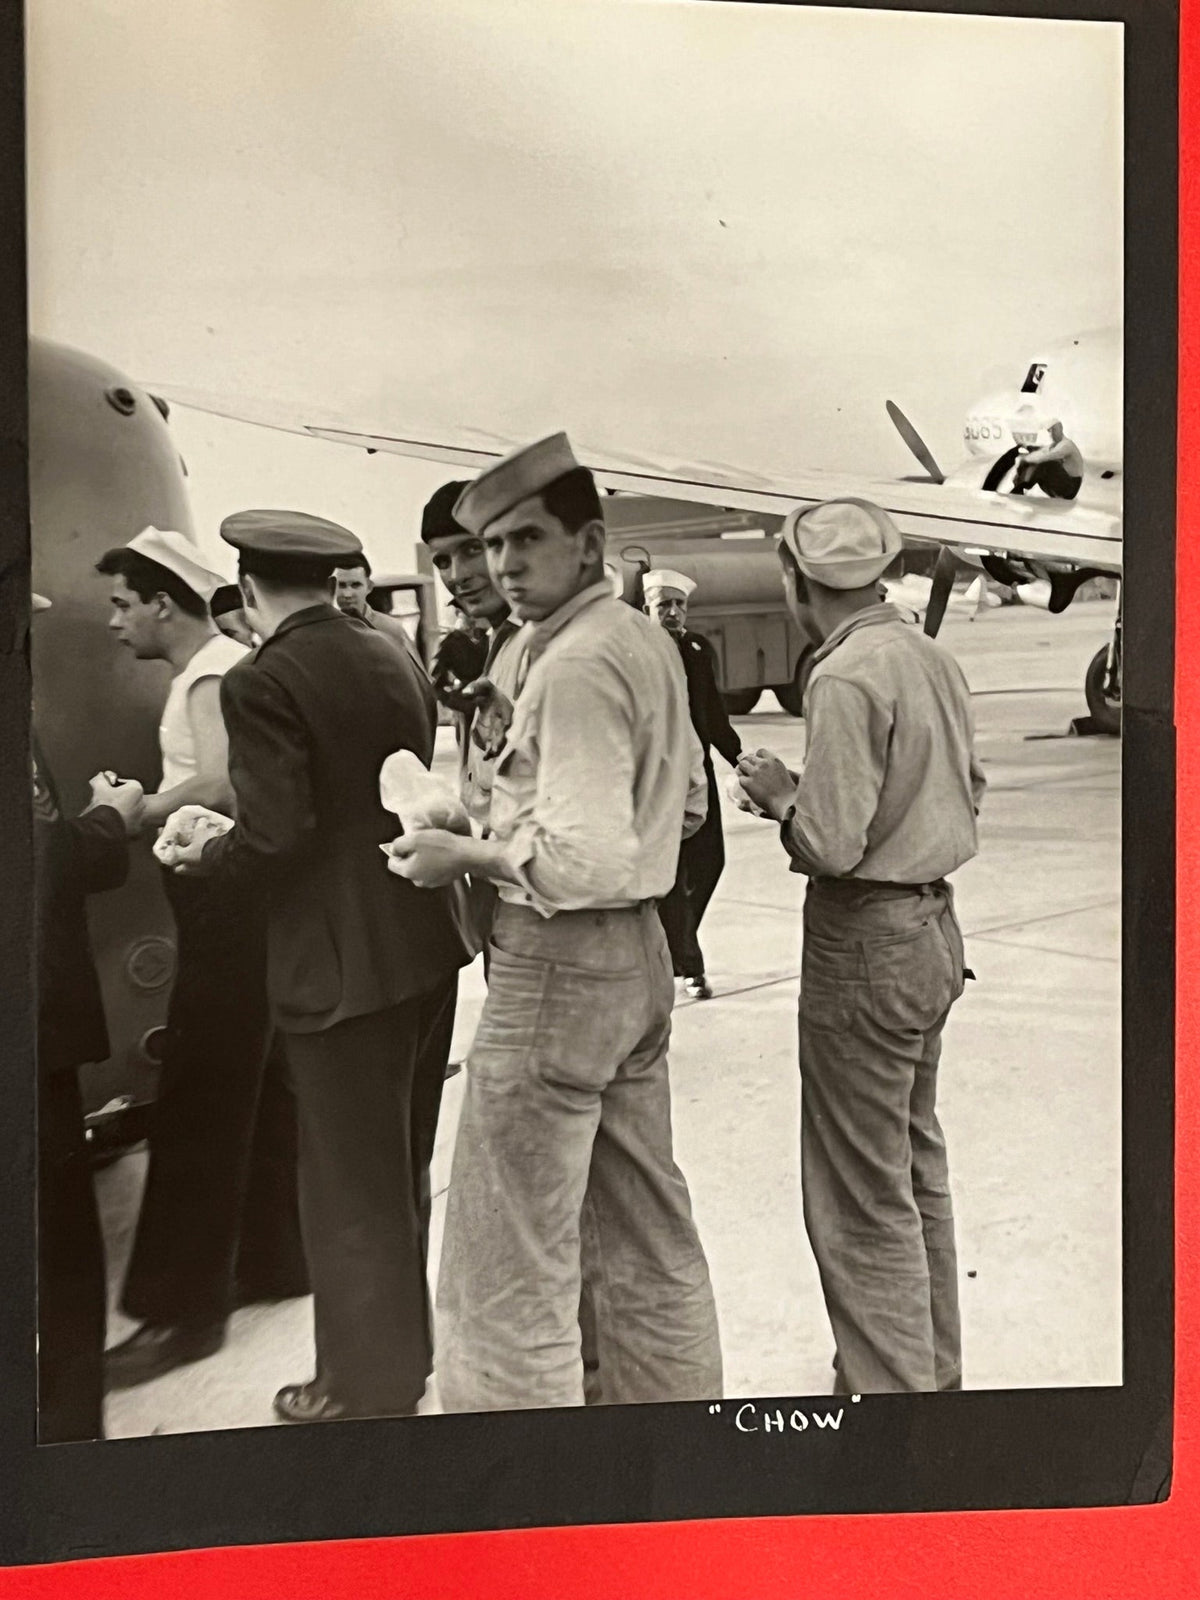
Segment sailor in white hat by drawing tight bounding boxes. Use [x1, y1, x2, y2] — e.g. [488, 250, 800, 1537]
[736, 497, 986, 1398]
[392, 431, 722, 1414]
[94, 526, 306, 1390]
[95, 527, 239, 834]
[641, 569, 742, 1001]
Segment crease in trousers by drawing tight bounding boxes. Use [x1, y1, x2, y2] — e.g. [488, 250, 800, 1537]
[657, 764, 724, 979]
[284, 975, 457, 1416]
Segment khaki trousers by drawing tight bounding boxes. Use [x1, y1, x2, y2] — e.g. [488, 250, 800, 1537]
[799, 877, 965, 1394]
[437, 901, 722, 1412]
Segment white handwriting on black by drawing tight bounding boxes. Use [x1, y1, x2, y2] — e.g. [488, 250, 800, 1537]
[704, 1401, 857, 1432]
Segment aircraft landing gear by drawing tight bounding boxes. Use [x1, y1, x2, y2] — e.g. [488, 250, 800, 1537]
[1083, 608, 1121, 737]
[774, 644, 816, 717]
[722, 687, 761, 716]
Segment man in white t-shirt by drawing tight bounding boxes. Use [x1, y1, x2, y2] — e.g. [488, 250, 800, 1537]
[95, 528, 307, 1390]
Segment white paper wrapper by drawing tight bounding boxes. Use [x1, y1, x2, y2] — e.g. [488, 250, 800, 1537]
[724, 770, 768, 819]
[379, 750, 470, 835]
[154, 804, 234, 866]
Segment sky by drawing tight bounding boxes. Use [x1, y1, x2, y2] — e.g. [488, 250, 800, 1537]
[26, 0, 1122, 572]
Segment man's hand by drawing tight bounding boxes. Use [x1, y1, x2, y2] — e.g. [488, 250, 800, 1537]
[432, 630, 489, 709]
[159, 807, 234, 874]
[385, 829, 476, 888]
[88, 772, 145, 837]
[467, 680, 515, 760]
[736, 749, 798, 822]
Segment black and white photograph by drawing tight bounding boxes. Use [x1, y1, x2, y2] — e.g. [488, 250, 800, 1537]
[14, 0, 1169, 1544]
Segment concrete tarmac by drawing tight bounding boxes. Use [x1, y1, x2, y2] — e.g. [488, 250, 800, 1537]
[97, 601, 1121, 1437]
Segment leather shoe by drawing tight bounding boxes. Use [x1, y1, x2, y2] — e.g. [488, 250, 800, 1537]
[105, 1320, 225, 1390]
[684, 974, 713, 1000]
[273, 1380, 418, 1424]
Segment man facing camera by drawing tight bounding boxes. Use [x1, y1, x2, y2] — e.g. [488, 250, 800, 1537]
[642, 569, 742, 1000]
[391, 434, 722, 1414]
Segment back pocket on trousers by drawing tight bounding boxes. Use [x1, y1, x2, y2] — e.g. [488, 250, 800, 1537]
[863, 923, 955, 1034]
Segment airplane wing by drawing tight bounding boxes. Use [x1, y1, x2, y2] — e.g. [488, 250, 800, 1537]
[149, 385, 1122, 575]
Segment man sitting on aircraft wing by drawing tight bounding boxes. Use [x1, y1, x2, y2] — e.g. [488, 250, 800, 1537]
[1010, 416, 1084, 501]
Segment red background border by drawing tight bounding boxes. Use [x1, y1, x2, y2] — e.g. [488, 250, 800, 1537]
[6, 3, 1195, 1594]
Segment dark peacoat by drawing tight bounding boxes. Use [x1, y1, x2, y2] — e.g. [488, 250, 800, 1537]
[33, 734, 130, 1081]
[674, 629, 743, 776]
[202, 604, 477, 1033]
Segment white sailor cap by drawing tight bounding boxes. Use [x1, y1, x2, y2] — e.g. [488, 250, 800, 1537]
[642, 568, 696, 600]
[780, 499, 902, 590]
[127, 527, 229, 603]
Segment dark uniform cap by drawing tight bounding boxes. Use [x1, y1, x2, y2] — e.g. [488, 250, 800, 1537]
[209, 583, 244, 619]
[421, 481, 472, 544]
[219, 509, 363, 561]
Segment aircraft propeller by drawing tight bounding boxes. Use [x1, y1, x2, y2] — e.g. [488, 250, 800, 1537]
[885, 400, 946, 485]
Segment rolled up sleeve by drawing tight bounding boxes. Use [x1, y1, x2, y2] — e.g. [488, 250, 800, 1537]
[781, 676, 888, 878]
[504, 655, 640, 913]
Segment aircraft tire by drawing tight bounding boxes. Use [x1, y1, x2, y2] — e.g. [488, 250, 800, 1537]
[1084, 645, 1121, 737]
[722, 687, 761, 716]
[774, 646, 816, 718]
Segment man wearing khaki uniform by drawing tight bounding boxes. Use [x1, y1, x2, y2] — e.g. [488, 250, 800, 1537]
[738, 499, 985, 1396]
[391, 432, 722, 1412]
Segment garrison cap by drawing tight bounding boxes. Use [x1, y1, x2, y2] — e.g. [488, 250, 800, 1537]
[219, 510, 363, 563]
[421, 481, 472, 543]
[454, 432, 580, 536]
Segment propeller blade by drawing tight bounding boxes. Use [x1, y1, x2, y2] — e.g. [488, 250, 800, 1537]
[886, 401, 946, 485]
[922, 545, 960, 638]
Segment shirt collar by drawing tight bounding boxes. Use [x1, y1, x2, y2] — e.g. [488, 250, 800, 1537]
[521, 579, 613, 663]
[811, 602, 909, 668]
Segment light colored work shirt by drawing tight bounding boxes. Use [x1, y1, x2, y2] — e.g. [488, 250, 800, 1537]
[490, 580, 708, 917]
[782, 603, 985, 884]
[159, 631, 247, 791]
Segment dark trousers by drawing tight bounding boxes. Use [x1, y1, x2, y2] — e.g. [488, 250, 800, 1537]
[122, 871, 306, 1326]
[1012, 458, 1083, 501]
[38, 1069, 106, 1442]
[284, 976, 458, 1415]
[658, 768, 725, 978]
[798, 878, 965, 1394]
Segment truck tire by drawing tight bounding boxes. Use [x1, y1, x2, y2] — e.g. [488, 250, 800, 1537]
[722, 687, 761, 716]
[1084, 645, 1121, 736]
[774, 646, 816, 718]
